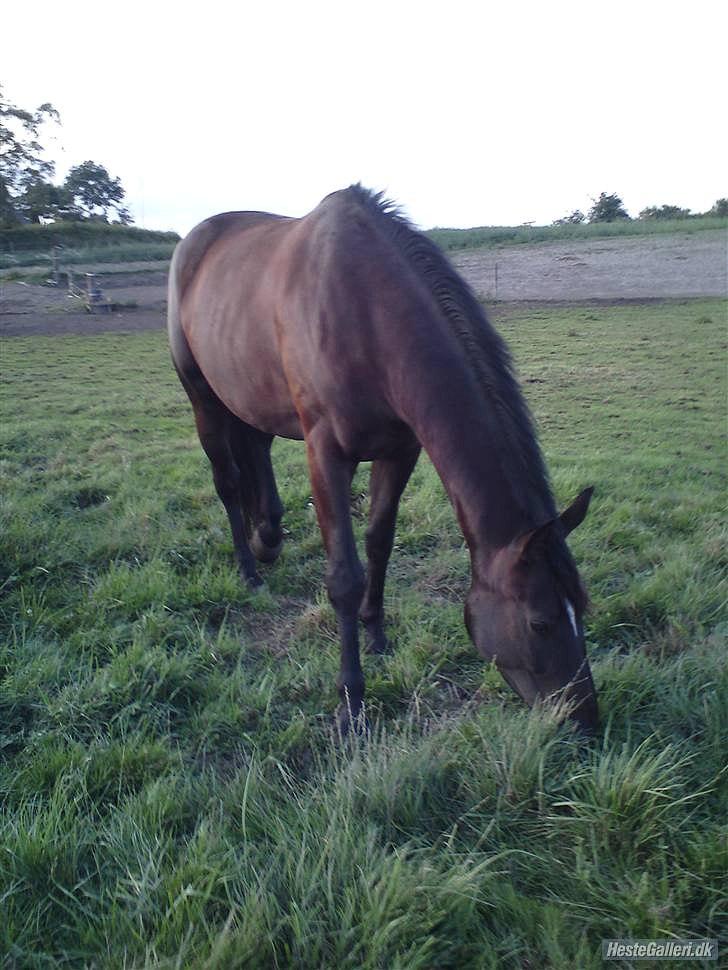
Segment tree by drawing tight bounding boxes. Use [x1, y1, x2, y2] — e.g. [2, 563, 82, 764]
[17, 178, 79, 223]
[553, 209, 586, 226]
[588, 192, 630, 223]
[0, 83, 60, 224]
[709, 198, 728, 217]
[64, 161, 130, 222]
[639, 204, 691, 220]
[1, 85, 133, 226]
[0, 175, 15, 225]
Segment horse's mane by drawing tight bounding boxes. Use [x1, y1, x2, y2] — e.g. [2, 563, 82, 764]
[344, 183, 558, 527]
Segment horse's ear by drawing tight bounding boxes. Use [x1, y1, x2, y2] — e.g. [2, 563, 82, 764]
[560, 486, 594, 536]
[510, 487, 593, 566]
[512, 520, 556, 563]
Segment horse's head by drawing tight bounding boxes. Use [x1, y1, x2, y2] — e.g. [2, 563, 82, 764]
[464, 487, 598, 732]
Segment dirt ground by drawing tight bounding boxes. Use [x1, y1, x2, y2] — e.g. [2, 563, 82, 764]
[451, 229, 727, 302]
[1, 229, 725, 337]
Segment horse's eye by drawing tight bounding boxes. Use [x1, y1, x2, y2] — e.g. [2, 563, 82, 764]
[530, 620, 551, 636]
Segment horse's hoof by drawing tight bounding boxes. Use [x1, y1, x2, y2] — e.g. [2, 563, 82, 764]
[365, 634, 392, 656]
[362, 621, 393, 655]
[243, 570, 264, 589]
[250, 529, 283, 564]
[336, 706, 370, 740]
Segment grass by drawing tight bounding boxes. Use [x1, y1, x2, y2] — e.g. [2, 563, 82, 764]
[0, 222, 179, 271]
[0, 221, 178, 251]
[0, 242, 178, 272]
[1, 299, 726, 967]
[428, 216, 728, 252]
[1, 261, 171, 285]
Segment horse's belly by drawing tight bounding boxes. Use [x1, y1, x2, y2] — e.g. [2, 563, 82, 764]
[207, 370, 304, 440]
[231, 393, 304, 440]
[186, 322, 304, 439]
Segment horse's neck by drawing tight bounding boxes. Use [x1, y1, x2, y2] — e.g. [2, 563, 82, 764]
[404, 374, 549, 574]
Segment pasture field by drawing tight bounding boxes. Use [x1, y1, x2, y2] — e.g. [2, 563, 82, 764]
[429, 215, 728, 252]
[1, 299, 726, 967]
[0, 223, 179, 273]
[0, 244, 177, 277]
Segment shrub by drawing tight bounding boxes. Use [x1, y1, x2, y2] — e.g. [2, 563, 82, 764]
[588, 192, 630, 223]
[0, 221, 179, 253]
[639, 204, 691, 220]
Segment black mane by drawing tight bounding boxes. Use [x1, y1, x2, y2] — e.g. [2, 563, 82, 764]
[345, 183, 557, 527]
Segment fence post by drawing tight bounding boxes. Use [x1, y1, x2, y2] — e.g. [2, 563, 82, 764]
[85, 273, 106, 311]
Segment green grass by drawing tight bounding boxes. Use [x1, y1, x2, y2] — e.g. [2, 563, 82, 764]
[428, 216, 728, 252]
[0, 222, 178, 271]
[0, 221, 178, 251]
[1, 260, 171, 285]
[0, 242, 178, 271]
[1, 300, 726, 967]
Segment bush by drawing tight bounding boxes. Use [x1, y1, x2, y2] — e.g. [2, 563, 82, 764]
[553, 210, 586, 226]
[0, 221, 179, 253]
[588, 192, 630, 223]
[639, 205, 691, 220]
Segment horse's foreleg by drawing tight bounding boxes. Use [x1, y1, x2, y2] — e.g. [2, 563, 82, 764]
[193, 404, 262, 587]
[305, 430, 366, 734]
[359, 445, 420, 653]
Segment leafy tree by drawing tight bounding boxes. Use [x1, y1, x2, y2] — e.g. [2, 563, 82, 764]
[18, 178, 79, 223]
[639, 204, 691, 220]
[64, 161, 130, 222]
[709, 197, 728, 217]
[0, 83, 60, 224]
[588, 192, 630, 223]
[0, 175, 14, 225]
[553, 209, 586, 226]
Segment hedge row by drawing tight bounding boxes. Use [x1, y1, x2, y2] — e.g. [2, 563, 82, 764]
[0, 221, 180, 253]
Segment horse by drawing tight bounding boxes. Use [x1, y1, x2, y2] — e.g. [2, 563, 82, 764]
[168, 185, 598, 734]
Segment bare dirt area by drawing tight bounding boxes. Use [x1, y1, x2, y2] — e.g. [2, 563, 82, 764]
[0, 269, 168, 337]
[452, 229, 727, 302]
[1, 229, 725, 337]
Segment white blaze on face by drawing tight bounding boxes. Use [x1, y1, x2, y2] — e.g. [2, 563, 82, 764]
[565, 599, 578, 637]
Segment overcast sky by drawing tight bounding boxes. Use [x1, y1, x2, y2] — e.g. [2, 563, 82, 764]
[4, 0, 726, 234]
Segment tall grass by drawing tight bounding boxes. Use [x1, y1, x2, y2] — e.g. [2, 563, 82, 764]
[0, 222, 179, 270]
[0, 221, 178, 252]
[0, 241, 178, 271]
[1, 300, 726, 966]
[428, 215, 728, 252]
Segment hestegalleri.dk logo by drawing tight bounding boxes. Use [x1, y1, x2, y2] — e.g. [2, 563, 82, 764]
[602, 939, 718, 961]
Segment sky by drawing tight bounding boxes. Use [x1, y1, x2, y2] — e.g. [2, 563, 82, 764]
[3, 0, 727, 235]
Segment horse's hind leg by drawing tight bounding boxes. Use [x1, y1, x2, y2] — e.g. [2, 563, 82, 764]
[228, 421, 284, 564]
[359, 443, 421, 654]
[169, 307, 261, 585]
[192, 401, 262, 587]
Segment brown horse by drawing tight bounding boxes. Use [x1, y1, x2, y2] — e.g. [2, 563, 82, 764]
[168, 185, 598, 733]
